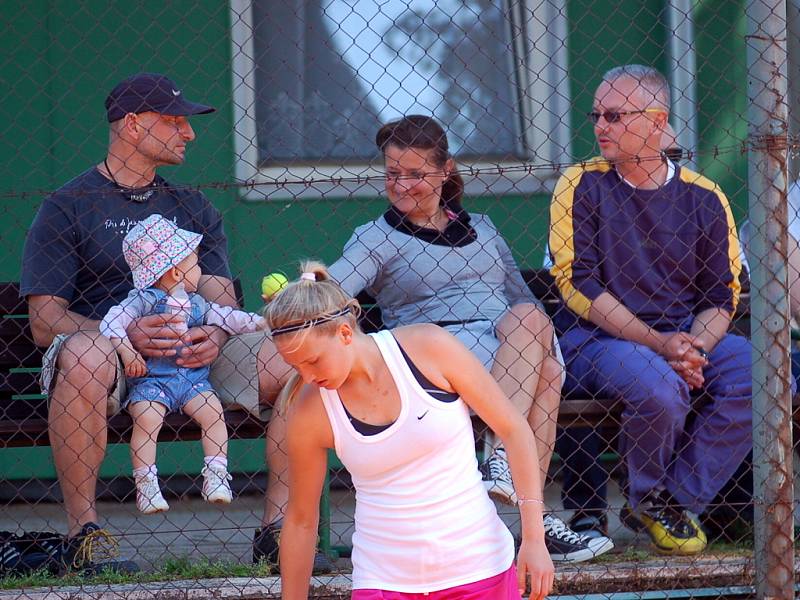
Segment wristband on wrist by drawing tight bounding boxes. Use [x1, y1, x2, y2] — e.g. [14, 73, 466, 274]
[517, 496, 545, 506]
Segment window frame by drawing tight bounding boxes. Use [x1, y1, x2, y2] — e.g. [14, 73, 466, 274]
[229, 0, 572, 201]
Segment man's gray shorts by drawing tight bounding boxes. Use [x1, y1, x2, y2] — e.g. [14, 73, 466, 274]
[40, 331, 272, 421]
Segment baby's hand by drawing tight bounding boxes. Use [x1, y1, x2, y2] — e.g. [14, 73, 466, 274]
[109, 337, 148, 378]
[122, 350, 147, 378]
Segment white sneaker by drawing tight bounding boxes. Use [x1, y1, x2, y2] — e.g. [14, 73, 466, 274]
[202, 464, 233, 504]
[135, 473, 169, 514]
[481, 447, 517, 505]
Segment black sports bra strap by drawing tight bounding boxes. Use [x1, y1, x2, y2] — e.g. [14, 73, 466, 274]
[341, 335, 460, 437]
[395, 339, 459, 403]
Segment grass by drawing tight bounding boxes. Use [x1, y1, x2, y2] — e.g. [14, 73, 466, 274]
[590, 540, 756, 564]
[0, 556, 276, 590]
[592, 546, 652, 563]
[707, 540, 754, 553]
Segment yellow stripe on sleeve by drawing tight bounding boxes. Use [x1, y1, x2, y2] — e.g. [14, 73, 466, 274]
[679, 168, 743, 314]
[549, 159, 610, 319]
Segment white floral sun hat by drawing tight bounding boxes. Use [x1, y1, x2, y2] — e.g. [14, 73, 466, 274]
[123, 214, 203, 289]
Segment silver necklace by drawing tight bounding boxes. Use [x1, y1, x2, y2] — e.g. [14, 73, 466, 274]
[104, 158, 155, 202]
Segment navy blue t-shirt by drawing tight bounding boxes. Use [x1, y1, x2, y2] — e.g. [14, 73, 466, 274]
[20, 167, 232, 320]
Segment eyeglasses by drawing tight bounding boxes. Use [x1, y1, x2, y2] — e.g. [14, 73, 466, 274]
[587, 108, 665, 124]
[385, 170, 445, 183]
[662, 146, 684, 162]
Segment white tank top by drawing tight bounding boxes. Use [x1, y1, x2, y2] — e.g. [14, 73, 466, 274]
[319, 330, 514, 593]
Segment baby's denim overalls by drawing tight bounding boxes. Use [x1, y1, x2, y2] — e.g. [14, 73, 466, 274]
[125, 288, 214, 412]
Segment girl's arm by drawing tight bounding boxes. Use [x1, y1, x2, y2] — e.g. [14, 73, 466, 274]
[280, 385, 334, 600]
[99, 291, 156, 378]
[393, 324, 554, 600]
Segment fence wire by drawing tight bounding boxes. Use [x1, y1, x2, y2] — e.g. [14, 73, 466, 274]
[0, 1, 797, 599]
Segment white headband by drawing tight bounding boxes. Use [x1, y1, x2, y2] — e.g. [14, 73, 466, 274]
[270, 307, 352, 337]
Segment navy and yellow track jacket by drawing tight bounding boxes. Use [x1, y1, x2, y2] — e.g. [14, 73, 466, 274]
[549, 158, 742, 334]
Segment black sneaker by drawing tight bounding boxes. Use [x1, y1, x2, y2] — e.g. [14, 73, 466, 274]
[57, 522, 139, 576]
[0, 530, 64, 576]
[543, 514, 614, 562]
[569, 511, 609, 540]
[253, 523, 335, 574]
[620, 491, 707, 555]
[480, 447, 517, 505]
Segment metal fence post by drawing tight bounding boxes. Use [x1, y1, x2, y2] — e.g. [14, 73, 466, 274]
[745, 1, 795, 598]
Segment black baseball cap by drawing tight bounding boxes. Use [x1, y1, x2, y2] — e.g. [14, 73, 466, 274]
[105, 72, 215, 123]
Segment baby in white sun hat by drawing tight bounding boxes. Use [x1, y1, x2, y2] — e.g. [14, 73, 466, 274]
[100, 214, 265, 514]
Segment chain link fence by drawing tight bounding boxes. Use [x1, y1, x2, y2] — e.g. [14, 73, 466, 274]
[0, 0, 797, 598]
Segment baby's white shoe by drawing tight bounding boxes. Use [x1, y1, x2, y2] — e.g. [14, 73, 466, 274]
[136, 472, 169, 514]
[202, 463, 233, 504]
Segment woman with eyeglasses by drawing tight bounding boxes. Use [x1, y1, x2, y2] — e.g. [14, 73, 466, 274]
[325, 115, 613, 563]
[265, 263, 553, 599]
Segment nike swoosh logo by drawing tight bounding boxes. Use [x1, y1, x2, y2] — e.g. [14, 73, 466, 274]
[172, 89, 181, 96]
[417, 410, 429, 420]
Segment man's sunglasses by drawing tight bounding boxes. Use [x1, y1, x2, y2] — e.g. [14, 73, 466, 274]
[587, 108, 665, 124]
[662, 147, 684, 162]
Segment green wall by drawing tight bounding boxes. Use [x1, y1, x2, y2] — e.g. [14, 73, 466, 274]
[1, 439, 266, 481]
[0, 0, 749, 301]
[0, 0, 750, 480]
[694, 0, 748, 222]
[0, 0, 236, 282]
[567, 0, 668, 160]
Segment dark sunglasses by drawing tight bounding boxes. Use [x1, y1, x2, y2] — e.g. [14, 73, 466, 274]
[587, 108, 664, 124]
[662, 147, 684, 162]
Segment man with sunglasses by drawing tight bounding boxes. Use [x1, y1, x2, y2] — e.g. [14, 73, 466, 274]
[543, 120, 685, 542]
[548, 64, 751, 556]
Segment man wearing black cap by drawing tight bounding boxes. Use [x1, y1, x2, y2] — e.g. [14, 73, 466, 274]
[20, 73, 332, 575]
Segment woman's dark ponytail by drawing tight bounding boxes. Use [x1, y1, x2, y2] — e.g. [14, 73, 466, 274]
[441, 170, 464, 213]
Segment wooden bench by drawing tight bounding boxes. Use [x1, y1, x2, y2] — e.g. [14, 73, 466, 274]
[3, 271, 759, 446]
[2, 274, 620, 449]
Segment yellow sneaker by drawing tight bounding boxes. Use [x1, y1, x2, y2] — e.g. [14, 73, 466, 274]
[620, 492, 707, 555]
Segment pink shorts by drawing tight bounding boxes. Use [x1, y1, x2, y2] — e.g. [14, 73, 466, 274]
[351, 564, 521, 599]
